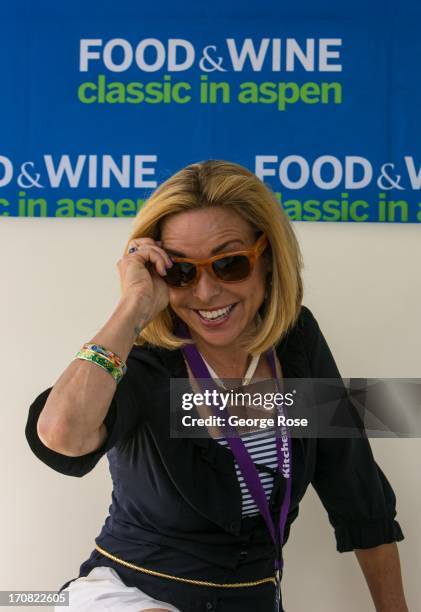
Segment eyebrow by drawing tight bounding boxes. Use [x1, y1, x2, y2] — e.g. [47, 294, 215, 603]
[163, 239, 245, 257]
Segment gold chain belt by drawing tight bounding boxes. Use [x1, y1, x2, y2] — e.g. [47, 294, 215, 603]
[95, 544, 276, 588]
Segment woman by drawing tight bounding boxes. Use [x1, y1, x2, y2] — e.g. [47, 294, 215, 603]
[25, 160, 407, 612]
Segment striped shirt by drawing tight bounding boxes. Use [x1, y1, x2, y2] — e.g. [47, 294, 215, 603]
[215, 427, 278, 517]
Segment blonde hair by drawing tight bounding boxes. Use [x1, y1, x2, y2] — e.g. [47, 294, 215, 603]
[123, 160, 303, 355]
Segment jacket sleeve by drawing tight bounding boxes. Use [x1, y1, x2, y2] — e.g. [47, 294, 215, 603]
[24, 348, 158, 478]
[301, 306, 404, 552]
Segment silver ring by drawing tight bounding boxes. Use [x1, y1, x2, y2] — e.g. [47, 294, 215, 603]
[128, 246, 138, 254]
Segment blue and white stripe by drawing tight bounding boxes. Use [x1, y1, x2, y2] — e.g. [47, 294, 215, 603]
[215, 427, 277, 517]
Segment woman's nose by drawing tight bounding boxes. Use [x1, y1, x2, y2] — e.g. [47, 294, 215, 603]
[192, 267, 222, 302]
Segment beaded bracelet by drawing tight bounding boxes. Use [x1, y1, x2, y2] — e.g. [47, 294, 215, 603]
[74, 343, 128, 384]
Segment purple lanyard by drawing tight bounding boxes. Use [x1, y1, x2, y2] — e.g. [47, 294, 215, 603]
[177, 320, 292, 611]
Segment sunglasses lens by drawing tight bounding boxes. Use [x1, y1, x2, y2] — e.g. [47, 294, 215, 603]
[165, 262, 197, 287]
[212, 255, 251, 281]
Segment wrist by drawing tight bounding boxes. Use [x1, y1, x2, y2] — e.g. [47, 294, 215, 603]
[119, 291, 153, 330]
[85, 292, 152, 374]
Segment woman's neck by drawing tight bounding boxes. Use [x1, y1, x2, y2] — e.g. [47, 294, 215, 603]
[187, 313, 261, 380]
[194, 341, 251, 380]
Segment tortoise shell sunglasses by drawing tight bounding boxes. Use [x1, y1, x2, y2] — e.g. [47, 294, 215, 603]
[162, 233, 269, 288]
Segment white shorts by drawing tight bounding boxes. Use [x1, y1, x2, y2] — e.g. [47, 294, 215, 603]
[55, 565, 181, 612]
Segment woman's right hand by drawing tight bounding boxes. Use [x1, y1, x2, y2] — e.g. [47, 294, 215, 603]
[117, 237, 173, 323]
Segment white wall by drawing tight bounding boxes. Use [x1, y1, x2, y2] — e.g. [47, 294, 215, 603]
[2, 218, 420, 611]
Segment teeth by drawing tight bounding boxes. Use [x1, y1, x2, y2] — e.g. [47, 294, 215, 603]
[198, 304, 234, 320]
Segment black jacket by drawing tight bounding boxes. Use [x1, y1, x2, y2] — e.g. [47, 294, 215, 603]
[25, 306, 404, 612]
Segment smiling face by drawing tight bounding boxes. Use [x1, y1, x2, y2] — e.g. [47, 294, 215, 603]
[160, 207, 270, 353]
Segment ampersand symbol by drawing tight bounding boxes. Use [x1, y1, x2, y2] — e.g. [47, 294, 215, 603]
[17, 162, 44, 188]
[377, 163, 404, 190]
[199, 45, 227, 72]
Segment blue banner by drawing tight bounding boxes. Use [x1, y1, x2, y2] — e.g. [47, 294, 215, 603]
[1, 1, 420, 221]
